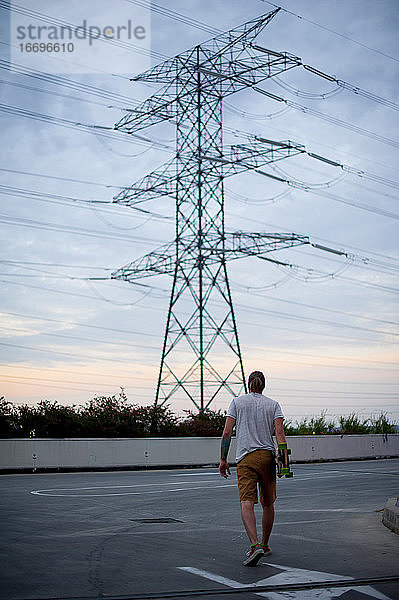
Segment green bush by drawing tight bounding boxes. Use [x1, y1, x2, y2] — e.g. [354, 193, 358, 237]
[291, 411, 336, 435]
[0, 397, 19, 437]
[281, 419, 297, 436]
[178, 409, 227, 436]
[132, 404, 179, 437]
[17, 400, 82, 437]
[369, 412, 397, 434]
[78, 389, 179, 437]
[338, 413, 370, 434]
[0, 395, 397, 438]
[79, 389, 139, 437]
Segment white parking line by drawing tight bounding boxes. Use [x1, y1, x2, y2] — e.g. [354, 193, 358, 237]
[30, 483, 237, 497]
[171, 472, 219, 476]
[30, 479, 223, 494]
[177, 564, 392, 599]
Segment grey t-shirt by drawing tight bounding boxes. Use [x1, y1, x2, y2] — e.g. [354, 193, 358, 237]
[227, 392, 284, 463]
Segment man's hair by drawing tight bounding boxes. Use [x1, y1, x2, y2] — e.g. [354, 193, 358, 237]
[248, 371, 265, 393]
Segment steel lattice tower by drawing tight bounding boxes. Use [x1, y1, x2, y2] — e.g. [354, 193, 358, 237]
[111, 9, 332, 411]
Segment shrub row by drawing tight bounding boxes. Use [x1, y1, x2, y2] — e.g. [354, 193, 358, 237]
[0, 391, 226, 438]
[0, 393, 396, 438]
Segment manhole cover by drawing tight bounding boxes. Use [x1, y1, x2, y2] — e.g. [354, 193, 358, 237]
[130, 518, 183, 523]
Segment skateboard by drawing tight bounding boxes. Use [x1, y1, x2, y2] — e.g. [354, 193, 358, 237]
[276, 442, 294, 478]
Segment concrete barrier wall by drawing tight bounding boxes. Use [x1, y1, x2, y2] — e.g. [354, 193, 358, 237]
[0, 435, 398, 471]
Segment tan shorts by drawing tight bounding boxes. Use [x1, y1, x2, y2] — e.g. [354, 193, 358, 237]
[237, 449, 276, 506]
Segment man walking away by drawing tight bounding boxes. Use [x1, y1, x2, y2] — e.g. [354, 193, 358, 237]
[219, 370, 287, 566]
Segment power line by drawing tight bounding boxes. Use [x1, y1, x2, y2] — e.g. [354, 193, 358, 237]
[3, 160, 399, 226]
[0, 0, 166, 62]
[1, 325, 161, 351]
[257, 155, 399, 203]
[0, 59, 136, 105]
[125, 0, 220, 35]
[0, 78, 128, 111]
[2, 273, 396, 346]
[1, 278, 156, 307]
[230, 211, 399, 264]
[2, 286, 397, 346]
[208, 287, 399, 337]
[228, 105, 399, 178]
[0, 376, 154, 399]
[253, 88, 399, 150]
[0, 363, 160, 383]
[0, 260, 112, 269]
[3, 362, 395, 388]
[0, 102, 172, 150]
[266, 76, 343, 101]
[0, 183, 171, 220]
[268, 388, 399, 397]
[276, 70, 399, 113]
[231, 287, 399, 328]
[2, 374, 397, 399]
[1, 310, 160, 339]
[262, 168, 399, 222]
[270, 376, 398, 387]
[0, 340, 159, 364]
[0, 167, 123, 190]
[0, 213, 169, 245]
[0, 41, 133, 83]
[0, 339, 396, 372]
[259, 0, 399, 64]
[273, 261, 399, 295]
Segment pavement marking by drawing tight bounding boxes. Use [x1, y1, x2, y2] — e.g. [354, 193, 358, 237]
[274, 519, 342, 525]
[30, 483, 237, 497]
[171, 472, 219, 476]
[178, 563, 392, 599]
[290, 473, 356, 481]
[178, 567, 250, 589]
[278, 508, 365, 512]
[277, 486, 396, 499]
[31, 479, 222, 492]
[276, 532, 336, 544]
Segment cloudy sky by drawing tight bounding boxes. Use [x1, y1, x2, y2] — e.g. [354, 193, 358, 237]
[1, 0, 398, 423]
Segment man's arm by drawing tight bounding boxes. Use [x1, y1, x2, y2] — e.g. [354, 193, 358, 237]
[274, 417, 287, 478]
[219, 416, 235, 478]
[274, 417, 286, 446]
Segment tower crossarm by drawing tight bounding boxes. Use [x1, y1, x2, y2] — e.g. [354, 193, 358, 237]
[114, 9, 304, 134]
[114, 83, 177, 133]
[201, 139, 305, 177]
[113, 139, 306, 208]
[115, 48, 301, 134]
[111, 231, 309, 283]
[196, 50, 301, 99]
[113, 159, 176, 205]
[110, 243, 176, 281]
[130, 9, 282, 85]
[224, 232, 310, 258]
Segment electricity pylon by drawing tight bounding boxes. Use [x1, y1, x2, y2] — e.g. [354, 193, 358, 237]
[111, 9, 335, 411]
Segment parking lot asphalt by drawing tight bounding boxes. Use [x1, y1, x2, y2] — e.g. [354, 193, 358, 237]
[0, 458, 398, 600]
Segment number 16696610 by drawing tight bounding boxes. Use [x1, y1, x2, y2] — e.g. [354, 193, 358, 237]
[19, 42, 74, 52]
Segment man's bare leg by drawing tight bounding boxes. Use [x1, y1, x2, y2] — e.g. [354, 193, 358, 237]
[240, 500, 258, 545]
[261, 503, 274, 546]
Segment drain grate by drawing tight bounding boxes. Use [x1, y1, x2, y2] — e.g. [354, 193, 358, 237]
[130, 518, 183, 523]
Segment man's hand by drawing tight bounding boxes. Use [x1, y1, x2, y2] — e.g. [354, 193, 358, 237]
[219, 459, 231, 479]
